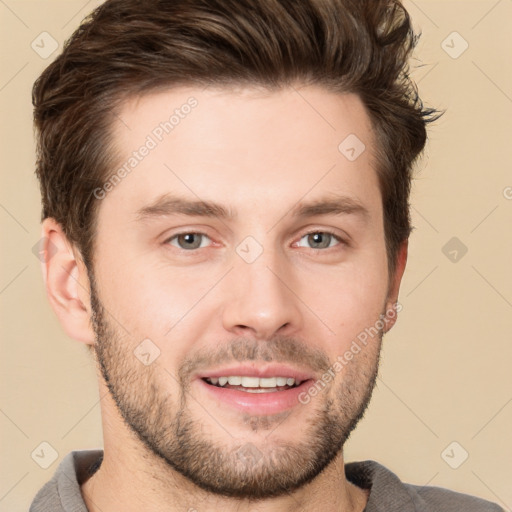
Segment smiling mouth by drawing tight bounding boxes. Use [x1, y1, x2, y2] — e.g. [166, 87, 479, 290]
[202, 376, 305, 393]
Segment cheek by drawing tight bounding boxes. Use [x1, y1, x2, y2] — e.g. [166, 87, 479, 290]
[95, 254, 218, 354]
[92, 250, 169, 336]
[302, 258, 388, 343]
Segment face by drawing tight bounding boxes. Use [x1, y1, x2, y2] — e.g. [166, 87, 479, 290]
[88, 85, 400, 498]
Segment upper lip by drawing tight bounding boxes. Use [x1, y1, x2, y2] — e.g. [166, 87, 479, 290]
[195, 364, 315, 382]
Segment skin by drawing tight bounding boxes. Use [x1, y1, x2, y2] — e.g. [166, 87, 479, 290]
[41, 85, 408, 512]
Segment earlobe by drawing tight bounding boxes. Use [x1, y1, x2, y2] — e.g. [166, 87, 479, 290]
[40, 219, 96, 345]
[383, 239, 408, 333]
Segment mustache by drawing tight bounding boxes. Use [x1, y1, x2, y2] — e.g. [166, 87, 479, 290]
[178, 335, 331, 383]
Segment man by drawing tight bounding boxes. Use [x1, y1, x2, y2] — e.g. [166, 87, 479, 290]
[29, 0, 503, 511]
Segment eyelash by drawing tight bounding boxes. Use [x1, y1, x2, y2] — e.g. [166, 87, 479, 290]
[164, 229, 347, 252]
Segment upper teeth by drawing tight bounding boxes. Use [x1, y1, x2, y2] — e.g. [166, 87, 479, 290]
[206, 376, 299, 388]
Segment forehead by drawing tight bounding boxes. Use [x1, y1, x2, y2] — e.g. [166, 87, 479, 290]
[101, 85, 381, 223]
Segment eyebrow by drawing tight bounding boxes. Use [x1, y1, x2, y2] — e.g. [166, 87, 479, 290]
[135, 195, 234, 221]
[134, 193, 370, 223]
[292, 196, 370, 221]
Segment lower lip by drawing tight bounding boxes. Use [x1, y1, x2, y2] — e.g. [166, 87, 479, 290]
[196, 378, 313, 415]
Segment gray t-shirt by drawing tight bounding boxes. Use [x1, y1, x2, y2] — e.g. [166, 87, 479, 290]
[29, 450, 504, 511]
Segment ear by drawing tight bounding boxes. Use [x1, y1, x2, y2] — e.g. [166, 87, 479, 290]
[383, 239, 408, 333]
[39, 218, 95, 345]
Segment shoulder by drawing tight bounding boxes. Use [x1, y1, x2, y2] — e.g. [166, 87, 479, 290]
[30, 449, 103, 512]
[407, 482, 505, 511]
[29, 479, 61, 512]
[345, 460, 504, 512]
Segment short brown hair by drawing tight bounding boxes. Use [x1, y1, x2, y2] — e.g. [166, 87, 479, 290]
[33, 0, 440, 275]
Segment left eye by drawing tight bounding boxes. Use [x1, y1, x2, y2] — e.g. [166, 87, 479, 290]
[167, 233, 212, 250]
[297, 232, 342, 249]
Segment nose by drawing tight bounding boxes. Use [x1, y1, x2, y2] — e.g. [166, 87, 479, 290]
[221, 249, 303, 340]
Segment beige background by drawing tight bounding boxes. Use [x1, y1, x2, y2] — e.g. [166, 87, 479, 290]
[1, 0, 511, 510]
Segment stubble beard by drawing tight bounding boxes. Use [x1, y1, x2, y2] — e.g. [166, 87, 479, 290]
[88, 272, 382, 499]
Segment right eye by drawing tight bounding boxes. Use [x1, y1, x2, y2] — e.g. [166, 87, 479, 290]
[165, 232, 213, 250]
